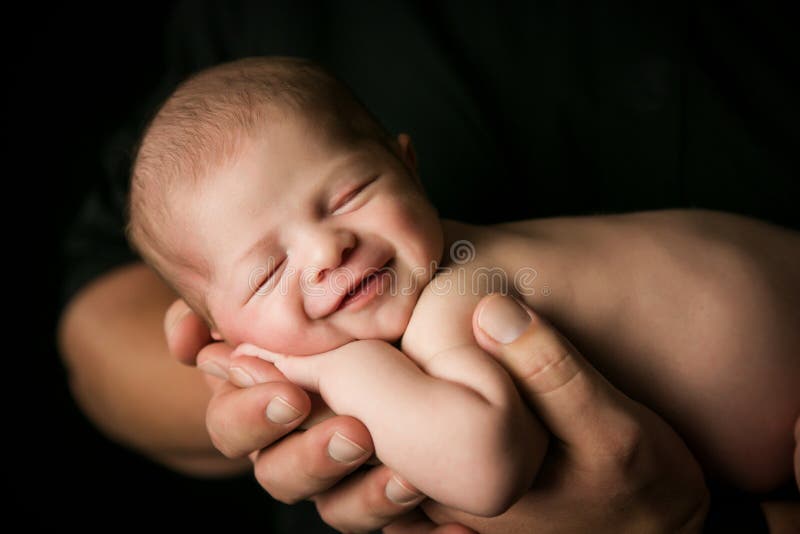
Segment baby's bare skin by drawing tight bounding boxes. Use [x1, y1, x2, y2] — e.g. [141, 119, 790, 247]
[129, 58, 799, 507]
[441, 209, 800, 492]
[241, 209, 799, 500]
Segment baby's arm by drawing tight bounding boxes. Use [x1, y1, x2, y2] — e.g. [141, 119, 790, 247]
[234, 335, 546, 517]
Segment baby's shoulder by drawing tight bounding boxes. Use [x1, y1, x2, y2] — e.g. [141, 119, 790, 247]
[401, 224, 524, 360]
[401, 275, 483, 362]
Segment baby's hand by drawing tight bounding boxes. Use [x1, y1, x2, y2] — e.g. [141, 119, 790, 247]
[237, 337, 538, 518]
[231, 342, 330, 393]
[222, 347, 334, 429]
[231, 340, 393, 424]
[231, 342, 374, 431]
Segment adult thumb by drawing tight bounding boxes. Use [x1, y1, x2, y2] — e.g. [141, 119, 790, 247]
[472, 294, 625, 447]
[165, 298, 211, 366]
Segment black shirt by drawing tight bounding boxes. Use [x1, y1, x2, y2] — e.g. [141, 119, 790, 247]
[60, 0, 800, 309]
[57, 1, 798, 531]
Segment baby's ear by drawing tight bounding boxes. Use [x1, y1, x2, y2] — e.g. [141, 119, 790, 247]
[210, 330, 224, 341]
[396, 133, 419, 178]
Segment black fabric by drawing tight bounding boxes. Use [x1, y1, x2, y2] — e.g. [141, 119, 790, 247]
[60, 0, 800, 309]
[704, 479, 770, 533]
[50, 0, 799, 530]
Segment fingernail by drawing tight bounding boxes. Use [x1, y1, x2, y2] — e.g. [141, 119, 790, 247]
[478, 295, 532, 344]
[167, 306, 192, 335]
[385, 476, 423, 505]
[197, 360, 228, 380]
[327, 432, 368, 463]
[266, 396, 302, 425]
[228, 366, 256, 387]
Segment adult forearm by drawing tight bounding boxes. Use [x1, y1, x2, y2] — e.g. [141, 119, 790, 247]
[57, 262, 247, 477]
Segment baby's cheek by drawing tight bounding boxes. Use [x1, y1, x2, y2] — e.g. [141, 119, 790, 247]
[238, 304, 302, 352]
[396, 194, 443, 264]
[243, 306, 346, 356]
[214, 310, 251, 349]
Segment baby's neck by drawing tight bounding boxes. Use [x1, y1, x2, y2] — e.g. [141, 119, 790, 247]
[440, 219, 472, 252]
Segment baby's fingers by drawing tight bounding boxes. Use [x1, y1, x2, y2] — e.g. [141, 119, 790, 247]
[221, 353, 288, 388]
[196, 343, 287, 388]
[233, 343, 324, 392]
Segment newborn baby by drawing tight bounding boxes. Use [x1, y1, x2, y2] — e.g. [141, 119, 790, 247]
[127, 57, 800, 515]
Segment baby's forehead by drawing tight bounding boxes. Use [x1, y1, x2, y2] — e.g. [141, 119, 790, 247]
[239, 130, 390, 185]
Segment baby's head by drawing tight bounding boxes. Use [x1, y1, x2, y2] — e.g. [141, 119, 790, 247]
[127, 57, 443, 355]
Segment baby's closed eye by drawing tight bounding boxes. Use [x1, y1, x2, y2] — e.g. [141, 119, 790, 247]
[249, 256, 287, 299]
[329, 175, 379, 215]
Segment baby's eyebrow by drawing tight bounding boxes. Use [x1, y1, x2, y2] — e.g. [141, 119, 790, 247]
[325, 149, 375, 179]
[235, 233, 279, 271]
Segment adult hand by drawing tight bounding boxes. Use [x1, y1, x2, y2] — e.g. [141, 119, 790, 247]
[165, 299, 428, 527]
[386, 294, 709, 534]
[165, 294, 710, 533]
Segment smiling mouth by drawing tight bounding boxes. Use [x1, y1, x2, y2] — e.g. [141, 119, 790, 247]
[335, 259, 394, 312]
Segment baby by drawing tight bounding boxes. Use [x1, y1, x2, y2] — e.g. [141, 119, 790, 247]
[127, 57, 800, 515]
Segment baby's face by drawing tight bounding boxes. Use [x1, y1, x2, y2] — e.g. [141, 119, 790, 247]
[180, 118, 443, 355]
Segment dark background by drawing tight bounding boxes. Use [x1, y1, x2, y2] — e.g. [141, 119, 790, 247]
[4, 3, 296, 529]
[4, 1, 797, 530]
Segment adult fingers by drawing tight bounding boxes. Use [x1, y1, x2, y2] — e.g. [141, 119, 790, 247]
[205, 379, 311, 458]
[164, 298, 211, 366]
[384, 509, 476, 534]
[195, 341, 239, 382]
[224, 352, 337, 427]
[472, 294, 637, 454]
[311, 466, 426, 533]
[794, 415, 800, 489]
[199, 347, 288, 387]
[251, 415, 374, 505]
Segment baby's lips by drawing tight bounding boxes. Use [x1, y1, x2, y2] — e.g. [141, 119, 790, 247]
[303, 287, 347, 320]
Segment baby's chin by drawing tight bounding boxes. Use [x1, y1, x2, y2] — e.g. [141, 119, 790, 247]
[298, 323, 406, 355]
[247, 333, 350, 356]
[243, 329, 369, 356]
[243, 297, 415, 356]
[265, 322, 406, 356]
[347, 299, 413, 344]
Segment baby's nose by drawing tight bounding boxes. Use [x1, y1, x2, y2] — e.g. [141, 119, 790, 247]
[304, 229, 356, 283]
